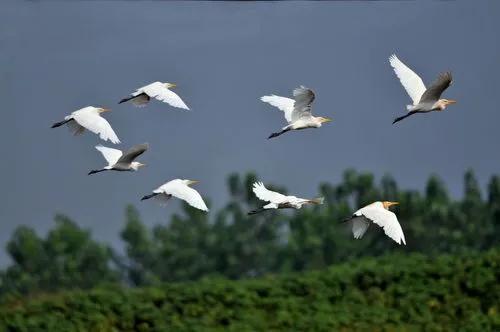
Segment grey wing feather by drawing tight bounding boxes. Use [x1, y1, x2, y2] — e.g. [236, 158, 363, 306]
[292, 86, 315, 121]
[419, 72, 452, 103]
[117, 143, 149, 164]
[351, 216, 371, 239]
[67, 119, 85, 136]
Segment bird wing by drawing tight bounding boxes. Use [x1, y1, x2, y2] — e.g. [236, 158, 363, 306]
[117, 143, 148, 164]
[66, 118, 86, 136]
[291, 86, 315, 122]
[252, 182, 287, 203]
[418, 72, 453, 104]
[350, 217, 371, 239]
[141, 82, 189, 110]
[389, 54, 427, 105]
[95, 145, 123, 166]
[162, 181, 209, 211]
[73, 109, 120, 144]
[260, 95, 295, 123]
[355, 205, 406, 245]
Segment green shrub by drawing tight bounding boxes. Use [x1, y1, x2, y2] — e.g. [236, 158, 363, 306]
[0, 248, 498, 331]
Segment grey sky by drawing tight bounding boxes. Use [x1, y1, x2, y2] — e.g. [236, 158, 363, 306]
[1, 1, 499, 265]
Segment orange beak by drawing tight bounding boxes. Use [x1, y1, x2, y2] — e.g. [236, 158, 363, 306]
[383, 201, 399, 209]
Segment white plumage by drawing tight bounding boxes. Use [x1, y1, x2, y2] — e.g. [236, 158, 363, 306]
[249, 182, 323, 214]
[260, 95, 295, 123]
[95, 146, 123, 167]
[122, 81, 189, 110]
[142, 179, 208, 212]
[389, 54, 426, 105]
[260, 86, 332, 138]
[389, 54, 456, 124]
[347, 201, 406, 245]
[52, 106, 120, 144]
[88, 143, 148, 175]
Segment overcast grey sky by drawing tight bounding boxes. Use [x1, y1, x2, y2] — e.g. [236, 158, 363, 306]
[1, 1, 499, 265]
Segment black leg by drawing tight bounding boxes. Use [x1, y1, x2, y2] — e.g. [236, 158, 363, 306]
[268, 128, 291, 139]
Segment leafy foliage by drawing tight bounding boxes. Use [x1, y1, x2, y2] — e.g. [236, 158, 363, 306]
[0, 216, 118, 298]
[1, 169, 499, 297]
[0, 249, 498, 331]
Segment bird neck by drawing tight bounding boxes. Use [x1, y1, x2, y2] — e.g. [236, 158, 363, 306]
[434, 99, 447, 111]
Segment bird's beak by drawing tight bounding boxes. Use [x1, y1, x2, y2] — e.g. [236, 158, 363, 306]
[138, 163, 146, 167]
[447, 99, 457, 105]
[99, 108, 111, 113]
[167, 83, 177, 88]
[188, 180, 199, 186]
[322, 117, 333, 123]
[387, 201, 399, 207]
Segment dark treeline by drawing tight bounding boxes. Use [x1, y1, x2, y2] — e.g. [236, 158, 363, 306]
[1, 169, 499, 298]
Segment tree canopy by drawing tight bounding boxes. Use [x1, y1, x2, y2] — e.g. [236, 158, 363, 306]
[1, 169, 499, 297]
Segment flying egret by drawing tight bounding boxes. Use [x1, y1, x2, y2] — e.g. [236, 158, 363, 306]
[260, 86, 332, 139]
[141, 179, 209, 212]
[248, 182, 324, 215]
[51, 106, 120, 144]
[88, 143, 148, 175]
[119, 81, 189, 110]
[389, 54, 456, 124]
[343, 201, 406, 245]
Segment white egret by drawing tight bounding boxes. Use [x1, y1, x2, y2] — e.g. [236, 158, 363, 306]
[51, 106, 120, 144]
[141, 179, 208, 212]
[88, 143, 148, 175]
[260, 86, 332, 139]
[389, 54, 456, 124]
[119, 81, 189, 110]
[343, 201, 406, 245]
[248, 182, 324, 215]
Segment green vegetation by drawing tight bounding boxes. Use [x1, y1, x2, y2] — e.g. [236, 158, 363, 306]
[0, 169, 498, 330]
[1, 249, 498, 331]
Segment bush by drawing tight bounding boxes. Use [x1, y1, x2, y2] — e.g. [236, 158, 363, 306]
[1, 248, 498, 331]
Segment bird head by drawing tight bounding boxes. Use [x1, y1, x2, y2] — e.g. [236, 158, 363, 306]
[98, 108, 111, 113]
[164, 83, 177, 89]
[131, 162, 146, 171]
[382, 201, 399, 210]
[438, 99, 457, 110]
[183, 179, 199, 186]
[318, 117, 333, 124]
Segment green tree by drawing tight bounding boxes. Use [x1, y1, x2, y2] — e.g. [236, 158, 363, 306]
[0, 215, 118, 297]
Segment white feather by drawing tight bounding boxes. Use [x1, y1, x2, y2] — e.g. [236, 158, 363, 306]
[353, 202, 406, 245]
[260, 95, 295, 123]
[389, 54, 426, 106]
[67, 107, 120, 144]
[252, 182, 287, 203]
[136, 82, 189, 110]
[153, 179, 208, 211]
[95, 145, 122, 166]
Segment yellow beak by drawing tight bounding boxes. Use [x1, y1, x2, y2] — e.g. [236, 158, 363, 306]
[169, 83, 177, 88]
[99, 108, 111, 113]
[447, 99, 457, 105]
[188, 180, 199, 185]
[322, 117, 333, 123]
[387, 201, 399, 207]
